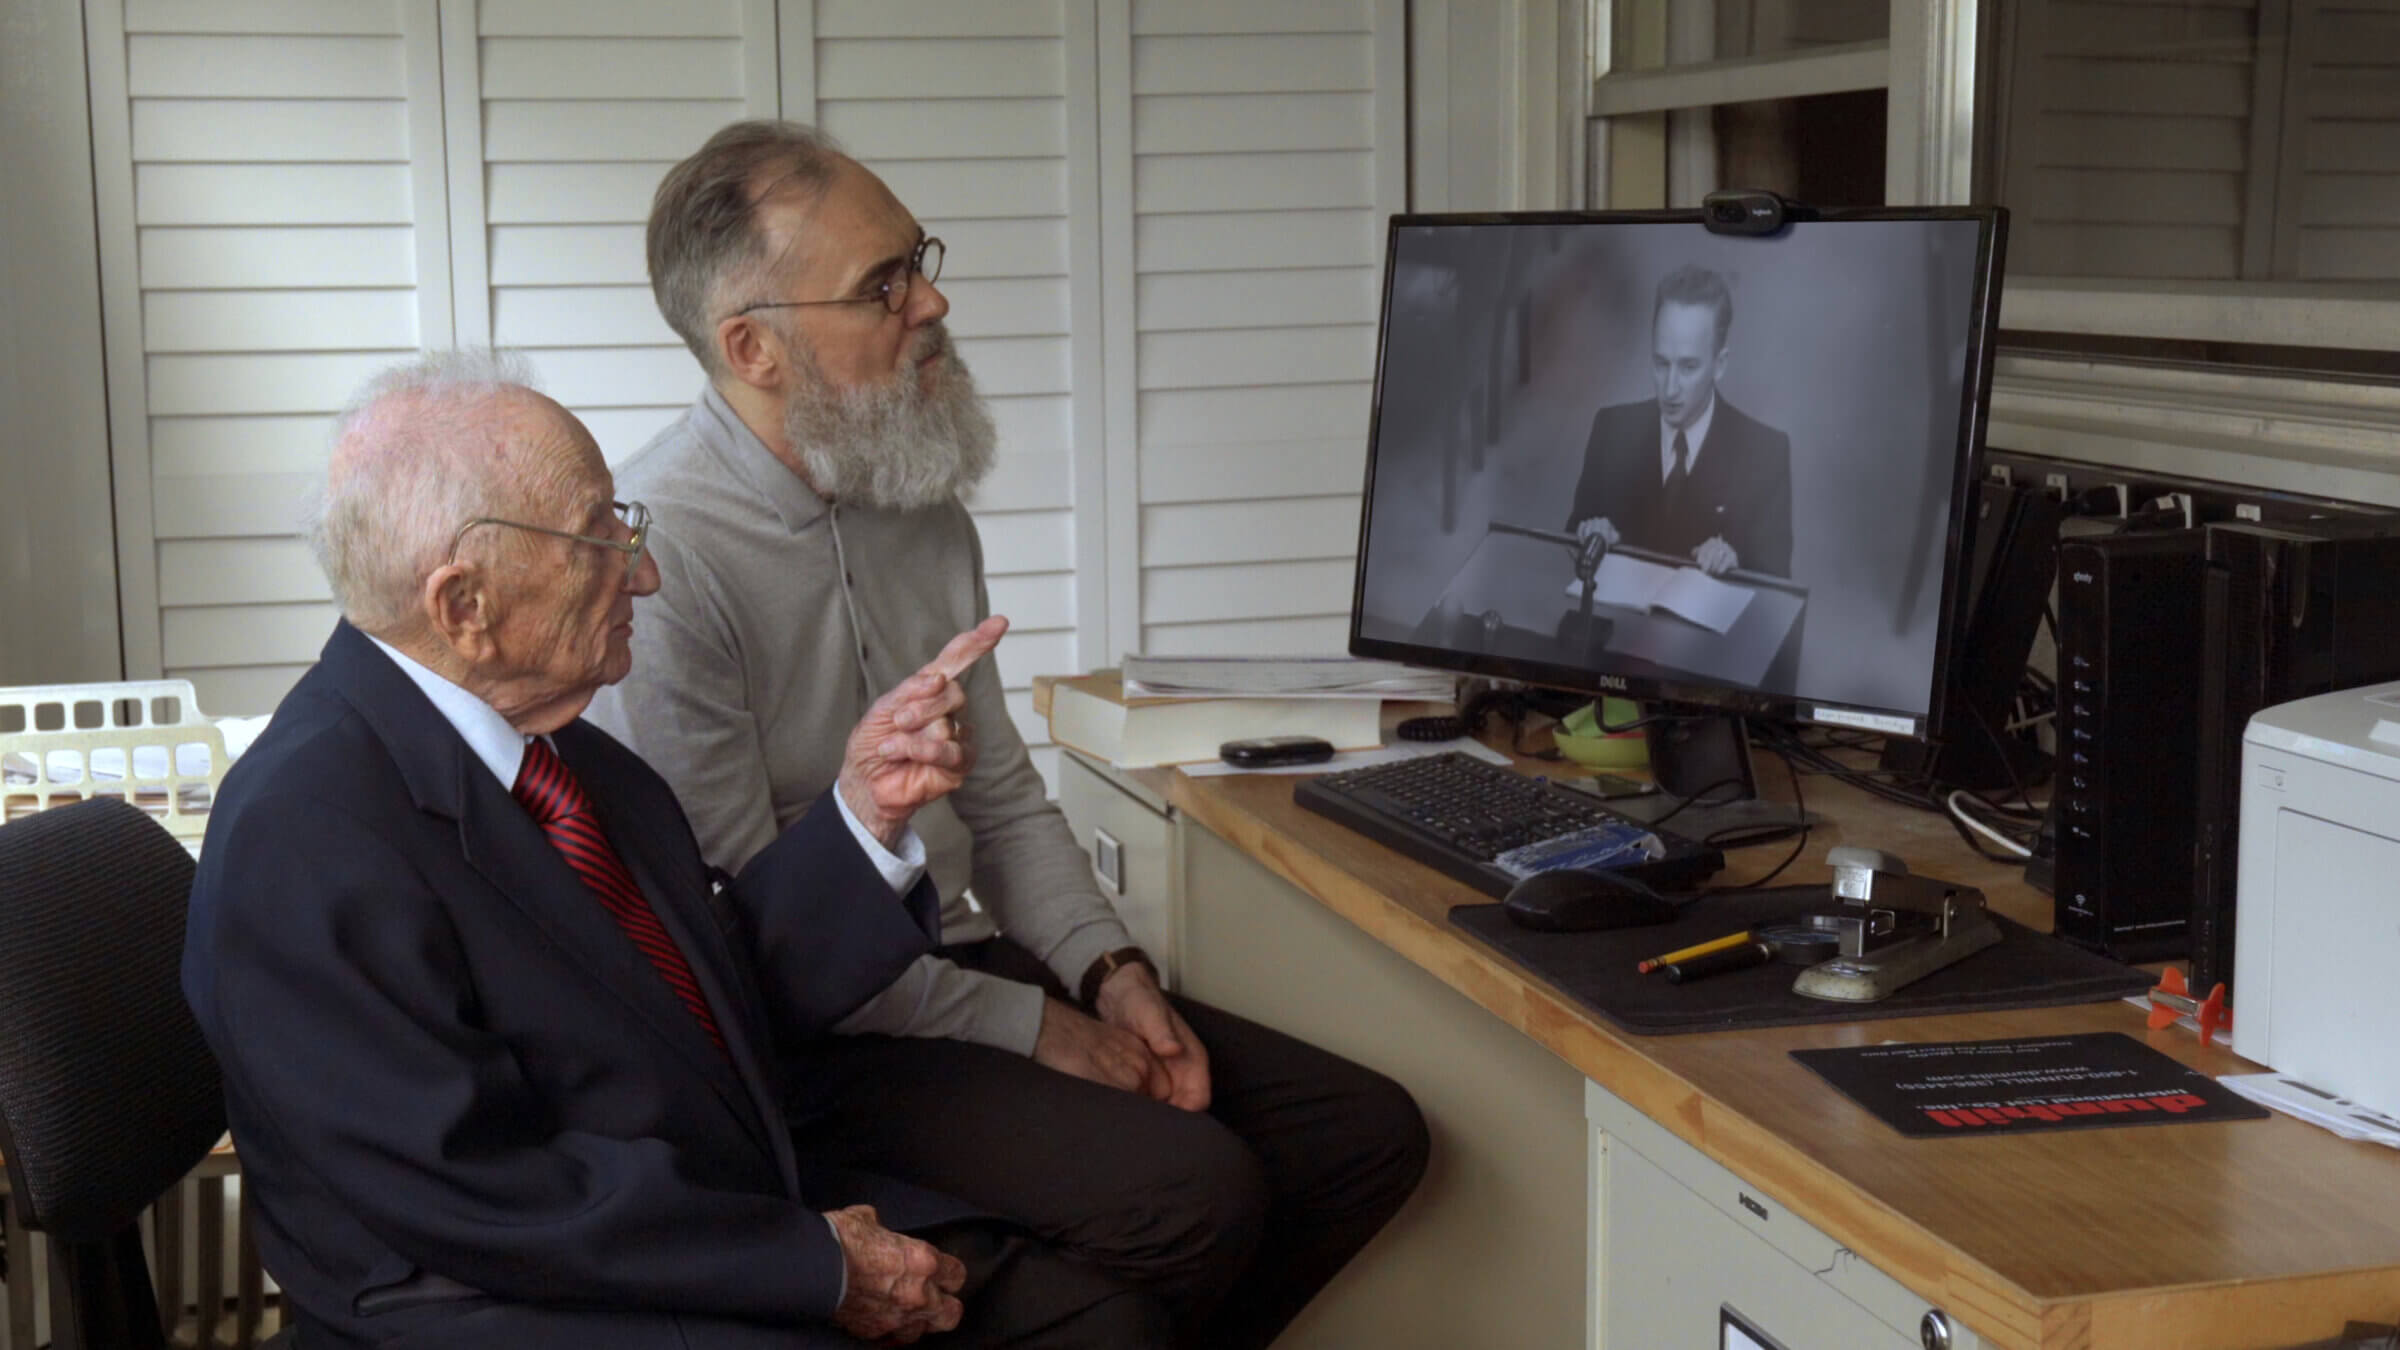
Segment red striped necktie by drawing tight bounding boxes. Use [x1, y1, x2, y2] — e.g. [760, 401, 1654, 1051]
[513, 738, 727, 1056]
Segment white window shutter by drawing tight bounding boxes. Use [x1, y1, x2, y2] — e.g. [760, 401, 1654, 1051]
[91, 0, 449, 715]
[1112, 0, 1408, 658]
[2277, 0, 2400, 281]
[808, 0, 1088, 776]
[458, 0, 776, 459]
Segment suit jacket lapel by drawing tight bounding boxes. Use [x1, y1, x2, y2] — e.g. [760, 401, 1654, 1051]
[559, 728, 797, 1186]
[323, 623, 782, 1171]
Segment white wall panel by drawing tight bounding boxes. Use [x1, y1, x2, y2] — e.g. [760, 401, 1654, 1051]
[986, 395, 1073, 457]
[584, 408, 691, 464]
[1138, 384, 1368, 446]
[517, 347, 711, 409]
[158, 539, 331, 607]
[937, 278, 1071, 337]
[149, 416, 329, 477]
[970, 449, 1074, 514]
[1140, 438, 1365, 503]
[1132, 0, 1369, 35]
[1140, 496, 1360, 567]
[139, 227, 417, 289]
[142, 290, 419, 353]
[163, 602, 342, 669]
[1136, 266, 1379, 330]
[1136, 208, 1377, 271]
[815, 0, 1061, 40]
[1140, 558, 1355, 624]
[490, 286, 680, 348]
[990, 626, 1076, 697]
[1134, 325, 1374, 389]
[1141, 613, 1352, 655]
[483, 101, 748, 162]
[133, 100, 409, 162]
[986, 572, 1077, 631]
[477, 0, 742, 38]
[487, 224, 648, 285]
[1134, 150, 1375, 212]
[188, 666, 319, 722]
[151, 472, 315, 540]
[1130, 34, 1372, 95]
[484, 162, 675, 223]
[480, 37, 744, 99]
[1112, 0, 1403, 663]
[820, 98, 1065, 159]
[465, 2, 777, 508]
[953, 335, 1072, 397]
[874, 158, 1069, 220]
[816, 39, 1065, 99]
[136, 164, 414, 226]
[974, 510, 1076, 576]
[146, 353, 400, 417]
[122, 0, 399, 33]
[926, 217, 1070, 278]
[126, 34, 405, 97]
[1133, 91, 1373, 152]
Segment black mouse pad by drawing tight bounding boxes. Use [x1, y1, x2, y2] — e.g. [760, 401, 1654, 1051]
[1447, 885, 2156, 1036]
[1791, 1032, 2267, 1137]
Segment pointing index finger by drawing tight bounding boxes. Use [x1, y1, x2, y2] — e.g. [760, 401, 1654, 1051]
[928, 615, 1009, 683]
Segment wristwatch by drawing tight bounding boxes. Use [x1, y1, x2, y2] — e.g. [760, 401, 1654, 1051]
[1078, 946, 1157, 1009]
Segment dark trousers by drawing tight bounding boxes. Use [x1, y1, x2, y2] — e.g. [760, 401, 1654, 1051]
[790, 938, 1430, 1350]
[929, 1223, 1174, 1349]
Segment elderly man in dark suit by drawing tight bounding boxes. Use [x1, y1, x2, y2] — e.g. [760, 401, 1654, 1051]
[182, 350, 1169, 1349]
[1567, 264, 1794, 578]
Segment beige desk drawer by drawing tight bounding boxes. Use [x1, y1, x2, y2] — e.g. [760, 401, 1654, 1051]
[1055, 752, 1179, 985]
[1587, 1080, 1988, 1350]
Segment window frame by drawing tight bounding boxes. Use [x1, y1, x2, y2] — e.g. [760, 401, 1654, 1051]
[1589, 0, 2400, 503]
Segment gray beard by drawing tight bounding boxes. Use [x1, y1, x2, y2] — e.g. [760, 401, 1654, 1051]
[783, 325, 997, 512]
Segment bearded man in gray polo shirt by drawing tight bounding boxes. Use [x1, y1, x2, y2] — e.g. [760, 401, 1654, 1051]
[587, 120, 1427, 1350]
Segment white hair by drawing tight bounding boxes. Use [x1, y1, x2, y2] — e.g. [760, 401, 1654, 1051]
[305, 348, 543, 634]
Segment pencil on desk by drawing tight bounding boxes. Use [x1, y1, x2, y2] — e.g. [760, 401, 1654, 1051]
[1637, 930, 1752, 973]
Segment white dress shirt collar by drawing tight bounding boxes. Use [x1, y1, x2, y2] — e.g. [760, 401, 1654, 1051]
[368, 635, 527, 789]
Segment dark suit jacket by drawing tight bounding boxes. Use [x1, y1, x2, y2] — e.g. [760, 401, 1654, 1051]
[184, 622, 954, 1350]
[1564, 396, 1794, 579]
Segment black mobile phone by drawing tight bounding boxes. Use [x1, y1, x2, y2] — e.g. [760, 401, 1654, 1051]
[1219, 735, 1336, 768]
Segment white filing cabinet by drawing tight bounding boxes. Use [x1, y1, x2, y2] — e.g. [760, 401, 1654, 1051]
[1586, 1080, 1990, 1350]
[1052, 751, 1181, 986]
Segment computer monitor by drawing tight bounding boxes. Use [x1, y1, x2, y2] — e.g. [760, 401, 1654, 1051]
[1347, 206, 2008, 804]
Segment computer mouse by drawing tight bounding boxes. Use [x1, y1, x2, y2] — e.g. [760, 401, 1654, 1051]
[1500, 867, 1680, 932]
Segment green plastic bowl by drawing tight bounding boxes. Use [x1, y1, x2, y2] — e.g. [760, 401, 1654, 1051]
[1552, 697, 1649, 769]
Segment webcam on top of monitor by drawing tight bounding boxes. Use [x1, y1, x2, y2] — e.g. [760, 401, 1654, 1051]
[1702, 189, 1814, 237]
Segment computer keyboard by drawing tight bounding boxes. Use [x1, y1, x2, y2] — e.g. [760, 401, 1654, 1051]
[1293, 751, 1725, 898]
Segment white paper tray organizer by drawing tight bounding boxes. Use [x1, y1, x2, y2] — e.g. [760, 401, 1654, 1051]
[0, 679, 229, 849]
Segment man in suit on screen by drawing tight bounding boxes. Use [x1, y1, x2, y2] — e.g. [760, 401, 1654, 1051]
[1566, 263, 1794, 578]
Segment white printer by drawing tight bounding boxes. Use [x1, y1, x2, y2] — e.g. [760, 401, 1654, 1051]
[2235, 681, 2400, 1120]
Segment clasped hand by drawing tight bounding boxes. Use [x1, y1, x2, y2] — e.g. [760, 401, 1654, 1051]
[837, 616, 1008, 851]
[825, 1204, 965, 1344]
[1032, 963, 1212, 1112]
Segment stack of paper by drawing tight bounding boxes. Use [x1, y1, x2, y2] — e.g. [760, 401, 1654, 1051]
[1120, 655, 1456, 701]
[1040, 669, 1387, 768]
[1563, 554, 1754, 634]
[2218, 1072, 2400, 1148]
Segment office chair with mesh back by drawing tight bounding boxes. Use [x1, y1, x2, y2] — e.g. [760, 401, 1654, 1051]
[0, 796, 230, 1349]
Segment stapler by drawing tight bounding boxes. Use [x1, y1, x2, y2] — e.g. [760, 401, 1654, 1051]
[1791, 846, 2001, 1002]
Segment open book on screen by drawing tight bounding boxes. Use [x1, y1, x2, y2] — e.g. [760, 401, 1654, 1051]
[1563, 553, 1755, 634]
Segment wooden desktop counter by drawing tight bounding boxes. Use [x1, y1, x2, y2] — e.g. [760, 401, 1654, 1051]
[1091, 751, 2400, 1350]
